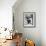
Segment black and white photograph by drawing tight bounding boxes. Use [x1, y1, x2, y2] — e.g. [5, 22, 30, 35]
[23, 12, 36, 28]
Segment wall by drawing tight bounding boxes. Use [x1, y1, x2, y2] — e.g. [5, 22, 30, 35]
[40, 0, 46, 46]
[0, 0, 16, 30]
[13, 0, 41, 46]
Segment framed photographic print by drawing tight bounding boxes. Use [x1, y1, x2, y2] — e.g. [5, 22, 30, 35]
[23, 12, 36, 28]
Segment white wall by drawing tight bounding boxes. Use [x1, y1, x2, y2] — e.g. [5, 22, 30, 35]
[40, 0, 46, 46]
[13, 0, 41, 46]
[0, 0, 16, 29]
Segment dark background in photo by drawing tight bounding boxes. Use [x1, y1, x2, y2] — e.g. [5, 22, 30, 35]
[25, 14, 33, 25]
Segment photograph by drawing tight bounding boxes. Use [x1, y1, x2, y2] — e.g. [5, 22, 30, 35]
[23, 12, 36, 28]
